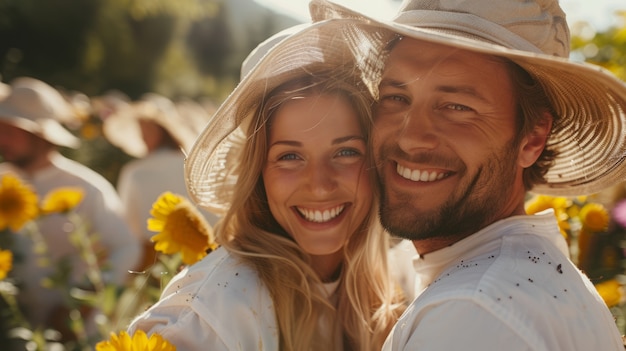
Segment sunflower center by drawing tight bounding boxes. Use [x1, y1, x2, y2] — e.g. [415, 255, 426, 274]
[0, 192, 22, 213]
[163, 207, 209, 248]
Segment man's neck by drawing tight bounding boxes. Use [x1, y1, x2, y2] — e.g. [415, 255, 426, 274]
[412, 202, 528, 256]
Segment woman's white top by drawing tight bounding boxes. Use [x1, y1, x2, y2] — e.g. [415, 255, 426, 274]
[128, 246, 341, 351]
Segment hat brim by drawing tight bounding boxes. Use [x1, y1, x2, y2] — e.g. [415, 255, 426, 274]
[102, 105, 147, 158]
[0, 110, 80, 149]
[103, 99, 198, 158]
[308, 0, 626, 197]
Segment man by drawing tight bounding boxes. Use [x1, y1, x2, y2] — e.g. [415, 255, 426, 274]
[103, 93, 218, 272]
[308, 0, 626, 349]
[0, 77, 141, 341]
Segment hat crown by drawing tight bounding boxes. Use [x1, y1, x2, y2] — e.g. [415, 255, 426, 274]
[396, 0, 570, 57]
[1, 83, 64, 122]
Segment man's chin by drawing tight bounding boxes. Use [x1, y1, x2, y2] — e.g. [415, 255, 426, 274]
[379, 209, 425, 240]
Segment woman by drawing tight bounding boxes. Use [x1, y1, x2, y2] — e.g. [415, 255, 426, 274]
[128, 24, 405, 351]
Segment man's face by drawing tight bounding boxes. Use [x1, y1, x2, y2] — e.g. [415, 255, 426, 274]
[373, 37, 529, 248]
[0, 122, 47, 168]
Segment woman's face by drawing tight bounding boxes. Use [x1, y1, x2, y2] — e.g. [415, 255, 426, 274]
[262, 93, 372, 266]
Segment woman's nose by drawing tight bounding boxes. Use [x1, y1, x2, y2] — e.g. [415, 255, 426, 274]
[305, 161, 337, 196]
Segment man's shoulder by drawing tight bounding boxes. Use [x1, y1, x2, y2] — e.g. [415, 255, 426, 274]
[414, 240, 612, 328]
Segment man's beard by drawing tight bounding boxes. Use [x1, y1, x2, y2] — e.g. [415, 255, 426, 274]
[377, 141, 520, 242]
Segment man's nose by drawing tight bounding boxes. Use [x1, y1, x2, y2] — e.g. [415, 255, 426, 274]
[397, 108, 440, 152]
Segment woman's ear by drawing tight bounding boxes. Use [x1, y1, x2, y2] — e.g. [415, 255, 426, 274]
[518, 111, 553, 168]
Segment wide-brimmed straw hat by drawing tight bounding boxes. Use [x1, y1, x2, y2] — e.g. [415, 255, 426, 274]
[185, 23, 362, 214]
[0, 77, 80, 148]
[103, 93, 198, 158]
[307, 0, 626, 197]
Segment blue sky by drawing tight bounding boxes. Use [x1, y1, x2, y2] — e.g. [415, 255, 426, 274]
[256, 0, 626, 31]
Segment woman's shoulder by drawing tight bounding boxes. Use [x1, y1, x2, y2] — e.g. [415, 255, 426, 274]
[159, 246, 271, 310]
[128, 246, 279, 350]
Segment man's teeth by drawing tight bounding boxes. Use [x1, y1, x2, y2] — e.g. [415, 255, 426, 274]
[397, 164, 446, 182]
[297, 205, 345, 223]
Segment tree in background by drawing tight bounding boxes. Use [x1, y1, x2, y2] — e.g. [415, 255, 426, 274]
[570, 10, 626, 82]
[0, 0, 297, 100]
[0, 0, 298, 184]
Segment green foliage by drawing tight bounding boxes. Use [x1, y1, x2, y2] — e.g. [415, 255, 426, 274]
[570, 11, 626, 81]
[0, 0, 290, 100]
[0, 209, 184, 350]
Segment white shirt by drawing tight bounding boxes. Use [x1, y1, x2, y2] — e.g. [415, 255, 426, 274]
[0, 152, 141, 328]
[383, 211, 624, 351]
[128, 246, 342, 351]
[117, 148, 220, 242]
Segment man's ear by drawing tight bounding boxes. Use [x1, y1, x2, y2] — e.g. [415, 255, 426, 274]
[518, 111, 552, 168]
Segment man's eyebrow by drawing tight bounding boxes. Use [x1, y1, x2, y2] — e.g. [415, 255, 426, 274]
[380, 77, 491, 103]
[379, 78, 410, 89]
[436, 85, 490, 103]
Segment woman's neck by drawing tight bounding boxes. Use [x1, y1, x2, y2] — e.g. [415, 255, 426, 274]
[310, 251, 343, 282]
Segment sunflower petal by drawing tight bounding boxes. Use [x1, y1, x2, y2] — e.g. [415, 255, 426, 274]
[147, 192, 217, 265]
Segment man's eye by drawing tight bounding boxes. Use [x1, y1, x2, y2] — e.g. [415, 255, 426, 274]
[380, 95, 407, 103]
[445, 104, 472, 111]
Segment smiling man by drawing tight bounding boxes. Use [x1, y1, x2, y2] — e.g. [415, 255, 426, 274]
[310, 0, 626, 349]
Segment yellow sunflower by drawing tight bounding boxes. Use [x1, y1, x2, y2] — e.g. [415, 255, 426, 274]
[0, 249, 13, 280]
[577, 227, 594, 269]
[594, 279, 623, 308]
[40, 187, 84, 215]
[525, 195, 570, 238]
[96, 330, 176, 351]
[525, 195, 568, 215]
[148, 192, 217, 265]
[579, 202, 609, 232]
[0, 175, 39, 231]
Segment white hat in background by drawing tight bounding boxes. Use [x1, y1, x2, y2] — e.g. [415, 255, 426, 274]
[0, 77, 80, 148]
[103, 93, 197, 158]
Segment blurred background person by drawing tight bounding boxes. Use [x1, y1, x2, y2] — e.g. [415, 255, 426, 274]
[175, 96, 216, 135]
[103, 93, 217, 272]
[0, 77, 141, 343]
[0, 80, 9, 100]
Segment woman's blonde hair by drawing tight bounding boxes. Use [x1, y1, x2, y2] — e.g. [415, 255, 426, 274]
[215, 66, 405, 350]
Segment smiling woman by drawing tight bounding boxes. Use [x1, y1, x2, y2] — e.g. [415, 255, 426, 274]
[262, 77, 373, 280]
[127, 23, 406, 351]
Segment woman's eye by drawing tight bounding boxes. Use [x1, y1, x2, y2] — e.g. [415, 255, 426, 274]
[278, 153, 299, 161]
[336, 148, 362, 158]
